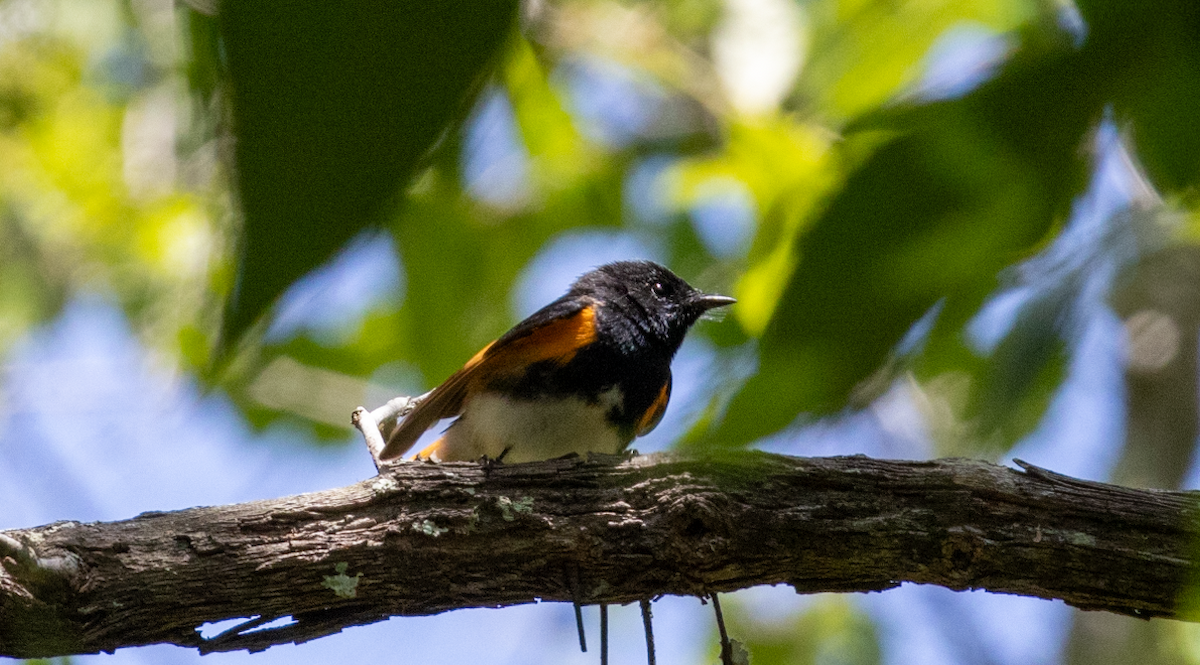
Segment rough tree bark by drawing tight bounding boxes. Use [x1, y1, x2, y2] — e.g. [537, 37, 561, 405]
[2, 452, 1199, 659]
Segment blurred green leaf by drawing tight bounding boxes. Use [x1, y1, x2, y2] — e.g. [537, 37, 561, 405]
[719, 595, 880, 665]
[1075, 0, 1200, 194]
[797, 0, 1038, 119]
[667, 120, 837, 336]
[0, 28, 216, 358]
[702, 25, 1101, 448]
[1124, 53, 1200, 195]
[181, 8, 221, 111]
[0, 218, 66, 348]
[921, 294, 1069, 456]
[913, 207, 1149, 453]
[218, 0, 520, 353]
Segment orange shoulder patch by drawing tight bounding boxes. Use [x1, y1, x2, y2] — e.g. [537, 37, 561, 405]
[636, 374, 671, 437]
[503, 305, 596, 366]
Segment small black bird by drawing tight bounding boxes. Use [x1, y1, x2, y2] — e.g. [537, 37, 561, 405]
[378, 260, 735, 462]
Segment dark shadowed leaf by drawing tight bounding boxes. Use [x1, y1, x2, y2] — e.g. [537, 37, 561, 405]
[217, 0, 520, 354]
[1076, 0, 1200, 194]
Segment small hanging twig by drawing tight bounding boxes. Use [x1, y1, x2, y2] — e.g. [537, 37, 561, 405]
[600, 604, 609, 665]
[566, 564, 587, 653]
[573, 602, 587, 653]
[640, 598, 656, 665]
[711, 593, 734, 665]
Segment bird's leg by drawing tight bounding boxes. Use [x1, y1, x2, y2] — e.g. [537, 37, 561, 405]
[478, 447, 511, 474]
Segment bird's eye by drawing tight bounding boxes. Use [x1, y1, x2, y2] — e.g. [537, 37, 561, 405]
[651, 281, 667, 297]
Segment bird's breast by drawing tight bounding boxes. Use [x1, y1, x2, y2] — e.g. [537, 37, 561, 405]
[436, 389, 628, 463]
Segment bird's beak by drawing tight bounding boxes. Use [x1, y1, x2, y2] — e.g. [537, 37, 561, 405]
[694, 293, 737, 311]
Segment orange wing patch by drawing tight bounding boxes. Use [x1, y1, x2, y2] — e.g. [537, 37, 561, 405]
[635, 374, 672, 437]
[378, 305, 597, 460]
[498, 305, 596, 369]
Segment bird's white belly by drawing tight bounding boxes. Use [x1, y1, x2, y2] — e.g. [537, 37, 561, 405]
[442, 389, 626, 463]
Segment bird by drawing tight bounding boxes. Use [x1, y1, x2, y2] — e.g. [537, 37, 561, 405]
[378, 260, 735, 463]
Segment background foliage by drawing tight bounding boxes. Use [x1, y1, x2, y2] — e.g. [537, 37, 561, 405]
[3, 0, 1200, 663]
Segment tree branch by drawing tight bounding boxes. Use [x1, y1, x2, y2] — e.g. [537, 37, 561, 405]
[2, 452, 1199, 658]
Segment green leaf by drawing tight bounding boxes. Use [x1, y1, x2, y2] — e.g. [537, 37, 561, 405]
[797, 0, 1038, 120]
[701, 27, 1100, 448]
[1080, 0, 1200, 194]
[718, 595, 880, 665]
[217, 0, 520, 354]
[920, 292, 1069, 456]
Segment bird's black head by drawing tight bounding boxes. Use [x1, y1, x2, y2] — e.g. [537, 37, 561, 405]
[569, 260, 735, 350]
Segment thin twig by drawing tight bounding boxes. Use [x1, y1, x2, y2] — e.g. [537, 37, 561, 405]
[350, 408, 386, 472]
[573, 603, 587, 653]
[567, 564, 587, 652]
[371, 394, 426, 439]
[712, 593, 733, 665]
[640, 598, 655, 665]
[352, 394, 426, 470]
[600, 604, 608, 665]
